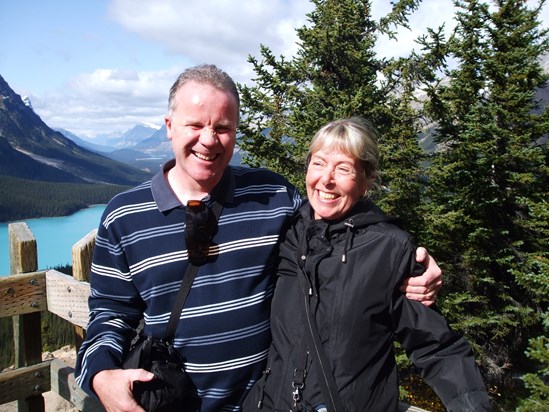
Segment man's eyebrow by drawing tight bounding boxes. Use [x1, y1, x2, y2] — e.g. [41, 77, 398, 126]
[216, 122, 235, 128]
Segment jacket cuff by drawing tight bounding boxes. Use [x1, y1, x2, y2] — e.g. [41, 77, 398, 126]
[445, 390, 492, 412]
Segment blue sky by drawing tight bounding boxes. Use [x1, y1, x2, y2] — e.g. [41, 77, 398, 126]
[1, 0, 547, 139]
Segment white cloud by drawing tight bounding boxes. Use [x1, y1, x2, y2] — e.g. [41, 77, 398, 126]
[107, 0, 313, 78]
[31, 67, 182, 138]
[29, 0, 549, 138]
[372, 0, 457, 59]
[31, 0, 315, 137]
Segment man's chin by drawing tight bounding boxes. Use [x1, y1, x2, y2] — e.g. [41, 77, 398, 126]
[193, 169, 224, 186]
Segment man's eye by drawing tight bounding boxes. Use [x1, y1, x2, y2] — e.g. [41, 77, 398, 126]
[216, 127, 232, 134]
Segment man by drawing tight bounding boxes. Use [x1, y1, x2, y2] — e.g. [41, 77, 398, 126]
[75, 64, 441, 412]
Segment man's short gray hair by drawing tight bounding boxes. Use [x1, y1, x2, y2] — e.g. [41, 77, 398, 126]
[167, 64, 240, 117]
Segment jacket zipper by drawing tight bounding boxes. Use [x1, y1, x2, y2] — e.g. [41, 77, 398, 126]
[302, 279, 341, 412]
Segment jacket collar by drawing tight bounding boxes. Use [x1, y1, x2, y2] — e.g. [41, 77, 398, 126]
[299, 198, 398, 233]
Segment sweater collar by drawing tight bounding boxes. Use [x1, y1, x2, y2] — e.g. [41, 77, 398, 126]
[151, 159, 235, 212]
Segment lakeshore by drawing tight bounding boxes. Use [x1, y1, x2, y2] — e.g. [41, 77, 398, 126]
[0, 205, 105, 276]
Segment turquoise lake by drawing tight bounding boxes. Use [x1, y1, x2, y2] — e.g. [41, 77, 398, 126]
[0, 205, 106, 276]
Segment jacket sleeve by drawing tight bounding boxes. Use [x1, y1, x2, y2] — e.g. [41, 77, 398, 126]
[391, 244, 492, 412]
[276, 213, 301, 279]
[74, 209, 145, 397]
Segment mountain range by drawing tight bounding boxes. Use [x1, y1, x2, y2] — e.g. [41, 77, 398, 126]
[54, 124, 173, 173]
[55, 121, 243, 172]
[0, 74, 152, 186]
[2, 57, 546, 189]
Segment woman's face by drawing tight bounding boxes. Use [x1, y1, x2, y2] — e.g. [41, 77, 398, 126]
[306, 147, 368, 220]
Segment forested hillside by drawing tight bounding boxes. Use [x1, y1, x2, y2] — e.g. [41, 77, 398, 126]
[0, 175, 130, 222]
[238, 1, 548, 410]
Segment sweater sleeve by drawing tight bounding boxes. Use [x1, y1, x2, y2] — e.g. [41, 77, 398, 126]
[74, 208, 145, 397]
[391, 244, 492, 412]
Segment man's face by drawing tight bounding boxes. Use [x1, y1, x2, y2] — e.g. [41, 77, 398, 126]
[165, 81, 239, 193]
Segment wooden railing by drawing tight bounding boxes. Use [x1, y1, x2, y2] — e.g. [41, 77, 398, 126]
[0, 222, 429, 412]
[0, 222, 104, 412]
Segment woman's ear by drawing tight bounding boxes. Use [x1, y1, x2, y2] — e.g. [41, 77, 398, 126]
[364, 173, 378, 195]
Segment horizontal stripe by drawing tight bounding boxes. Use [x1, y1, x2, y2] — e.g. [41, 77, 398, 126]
[176, 319, 271, 347]
[76, 166, 301, 411]
[103, 201, 157, 228]
[144, 287, 273, 325]
[185, 349, 269, 373]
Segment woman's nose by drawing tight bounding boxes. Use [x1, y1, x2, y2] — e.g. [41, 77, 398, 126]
[319, 167, 335, 184]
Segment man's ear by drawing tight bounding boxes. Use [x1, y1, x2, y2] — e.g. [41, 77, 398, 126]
[165, 116, 173, 140]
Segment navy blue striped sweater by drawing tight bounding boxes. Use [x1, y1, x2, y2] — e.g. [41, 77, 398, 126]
[75, 161, 301, 411]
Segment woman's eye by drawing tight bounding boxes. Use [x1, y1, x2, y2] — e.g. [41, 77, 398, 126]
[336, 167, 351, 175]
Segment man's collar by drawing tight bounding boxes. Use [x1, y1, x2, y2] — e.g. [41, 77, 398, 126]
[210, 166, 235, 206]
[151, 159, 235, 212]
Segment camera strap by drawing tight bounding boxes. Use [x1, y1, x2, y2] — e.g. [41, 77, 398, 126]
[163, 200, 223, 341]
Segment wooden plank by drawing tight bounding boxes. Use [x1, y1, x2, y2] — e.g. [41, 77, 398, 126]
[72, 229, 97, 282]
[9, 222, 38, 275]
[0, 272, 47, 318]
[50, 359, 105, 412]
[8, 223, 45, 412]
[71, 229, 96, 352]
[46, 270, 91, 329]
[0, 361, 51, 405]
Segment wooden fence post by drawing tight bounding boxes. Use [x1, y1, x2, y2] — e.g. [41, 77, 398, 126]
[9, 222, 45, 412]
[71, 229, 97, 352]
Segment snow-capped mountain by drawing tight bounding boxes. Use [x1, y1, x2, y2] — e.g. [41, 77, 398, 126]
[0, 75, 153, 185]
[90, 122, 162, 148]
[21, 95, 33, 110]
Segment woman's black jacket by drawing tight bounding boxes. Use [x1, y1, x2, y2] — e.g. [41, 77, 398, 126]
[243, 199, 491, 412]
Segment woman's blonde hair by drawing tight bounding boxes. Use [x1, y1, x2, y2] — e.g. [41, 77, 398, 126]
[307, 117, 380, 184]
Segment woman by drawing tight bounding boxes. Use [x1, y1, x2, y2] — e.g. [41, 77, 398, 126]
[243, 118, 491, 411]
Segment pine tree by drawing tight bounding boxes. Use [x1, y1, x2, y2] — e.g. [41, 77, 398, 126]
[238, 0, 426, 233]
[419, 0, 549, 403]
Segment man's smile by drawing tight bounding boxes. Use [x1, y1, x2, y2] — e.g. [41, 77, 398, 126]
[193, 151, 218, 161]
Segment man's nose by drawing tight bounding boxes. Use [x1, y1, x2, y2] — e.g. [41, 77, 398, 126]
[199, 127, 218, 146]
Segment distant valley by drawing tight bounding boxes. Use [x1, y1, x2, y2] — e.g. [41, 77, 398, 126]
[0, 75, 152, 221]
[0, 75, 153, 186]
[55, 122, 243, 174]
[0, 73, 243, 187]
[0, 73, 244, 222]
